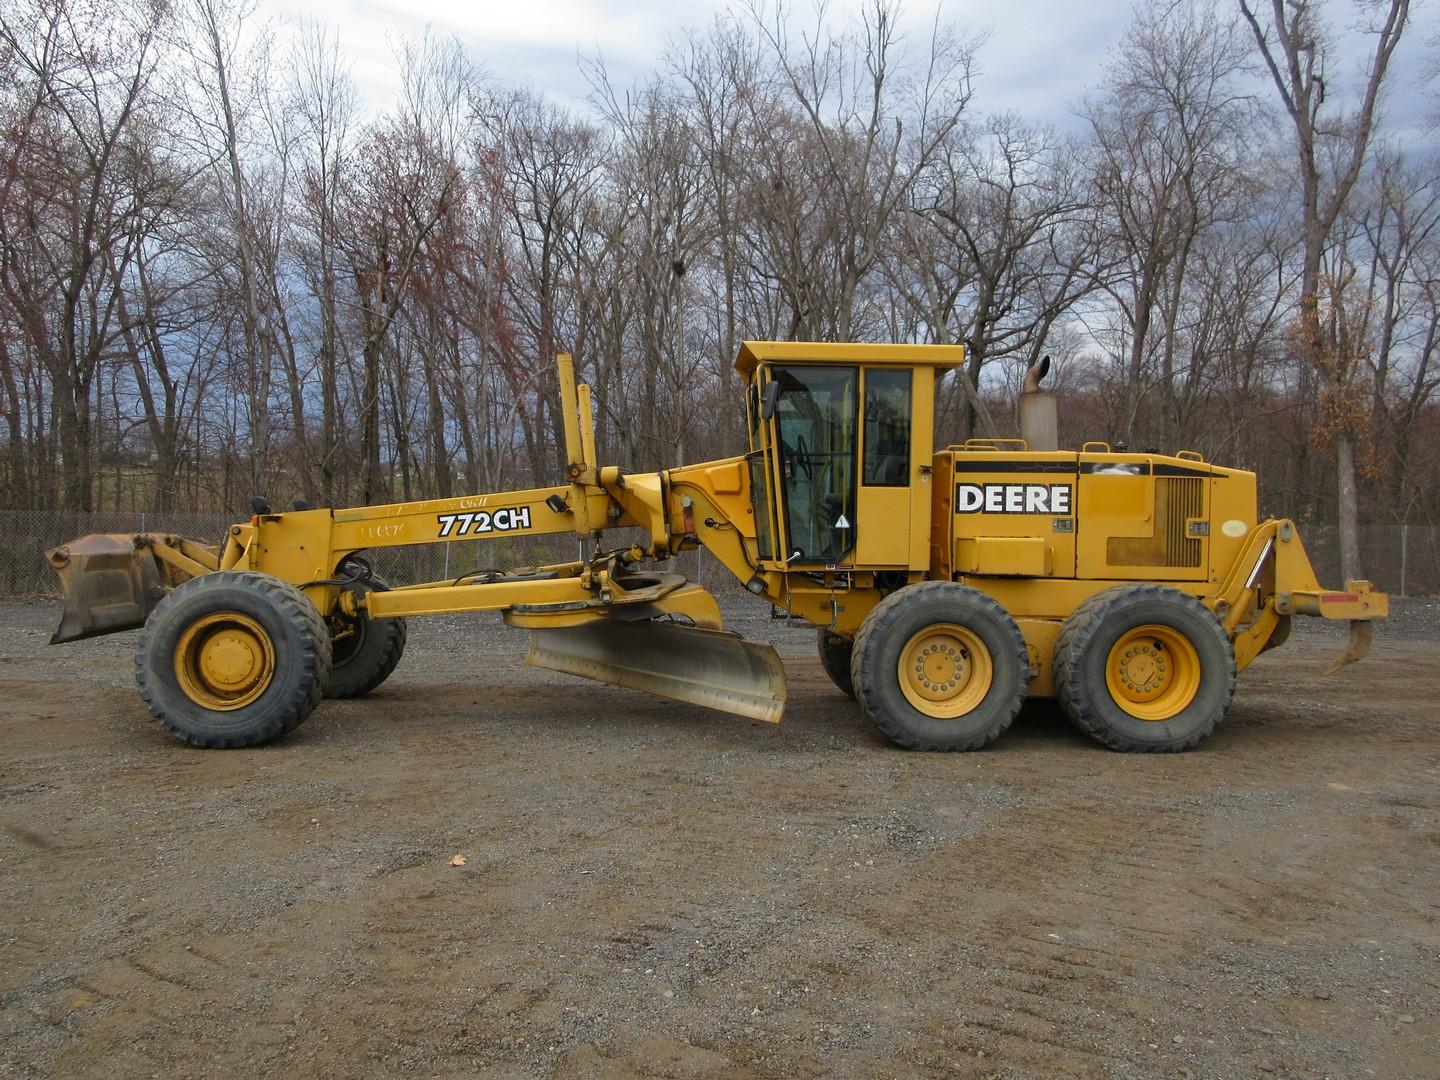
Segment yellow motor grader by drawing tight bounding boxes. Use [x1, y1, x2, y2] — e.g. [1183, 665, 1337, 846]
[48, 342, 1386, 751]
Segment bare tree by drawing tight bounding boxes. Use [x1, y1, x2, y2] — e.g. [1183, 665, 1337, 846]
[0, 0, 165, 509]
[338, 31, 472, 504]
[1239, 0, 1411, 581]
[169, 0, 283, 500]
[1087, 0, 1262, 449]
[743, 0, 980, 340]
[1350, 151, 1440, 522]
[292, 22, 357, 505]
[895, 115, 1099, 438]
[490, 89, 604, 480]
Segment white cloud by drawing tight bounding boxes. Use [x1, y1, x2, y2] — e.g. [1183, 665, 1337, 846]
[254, 0, 1435, 142]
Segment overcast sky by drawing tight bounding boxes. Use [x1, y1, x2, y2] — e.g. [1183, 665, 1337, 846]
[255, 0, 1435, 144]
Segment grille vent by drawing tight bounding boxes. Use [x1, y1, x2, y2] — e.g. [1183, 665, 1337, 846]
[1165, 477, 1204, 567]
[1105, 476, 1206, 568]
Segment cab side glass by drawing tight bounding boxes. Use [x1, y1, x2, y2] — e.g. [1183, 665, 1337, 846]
[863, 369, 912, 486]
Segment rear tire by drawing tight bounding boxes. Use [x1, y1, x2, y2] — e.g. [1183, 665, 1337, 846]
[817, 628, 855, 698]
[135, 571, 332, 748]
[325, 566, 407, 699]
[1053, 584, 1235, 752]
[849, 582, 1029, 751]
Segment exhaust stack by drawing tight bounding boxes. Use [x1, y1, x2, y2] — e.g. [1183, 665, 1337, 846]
[1019, 355, 1058, 452]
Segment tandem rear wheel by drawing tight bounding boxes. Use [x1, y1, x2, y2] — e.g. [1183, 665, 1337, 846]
[135, 571, 332, 748]
[850, 582, 1030, 751]
[1053, 584, 1236, 752]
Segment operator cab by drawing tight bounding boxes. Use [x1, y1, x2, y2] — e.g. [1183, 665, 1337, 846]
[737, 341, 964, 572]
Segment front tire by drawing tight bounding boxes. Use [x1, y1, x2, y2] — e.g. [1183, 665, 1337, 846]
[325, 566, 407, 699]
[135, 571, 332, 748]
[1052, 584, 1236, 752]
[849, 582, 1029, 751]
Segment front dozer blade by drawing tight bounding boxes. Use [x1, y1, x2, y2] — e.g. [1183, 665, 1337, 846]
[526, 620, 788, 724]
[1325, 620, 1374, 675]
[46, 533, 164, 644]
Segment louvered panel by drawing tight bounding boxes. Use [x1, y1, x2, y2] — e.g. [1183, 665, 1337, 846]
[1165, 477, 1204, 567]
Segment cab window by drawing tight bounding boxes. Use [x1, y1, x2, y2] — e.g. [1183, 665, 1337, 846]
[863, 369, 911, 486]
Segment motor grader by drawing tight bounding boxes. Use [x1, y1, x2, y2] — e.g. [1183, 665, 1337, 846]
[48, 342, 1386, 752]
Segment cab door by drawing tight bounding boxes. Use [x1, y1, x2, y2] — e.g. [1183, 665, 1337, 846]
[744, 372, 779, 561]
[769, 365, 858, 565]
[854, 368, 912, 566]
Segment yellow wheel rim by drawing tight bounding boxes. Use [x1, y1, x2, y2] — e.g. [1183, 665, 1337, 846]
[174, 612, 276, 711]
[1105, 624, 1201, 721]
[897, 623, 993, 718]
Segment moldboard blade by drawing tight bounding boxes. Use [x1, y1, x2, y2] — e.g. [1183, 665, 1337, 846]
[525, 620, 787, 723]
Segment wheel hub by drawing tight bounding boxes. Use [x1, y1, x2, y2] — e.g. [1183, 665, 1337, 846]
[1104, 625, 1199, 721]
[915, 643, 968, 693]
[898, 624, 992, 718]
[1114, 644, 1167, 696]
[175, 612, 276, 711]
[201, 630, 263, 689]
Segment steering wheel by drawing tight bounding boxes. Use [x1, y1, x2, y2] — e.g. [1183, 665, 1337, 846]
[793, 433, 813, 479]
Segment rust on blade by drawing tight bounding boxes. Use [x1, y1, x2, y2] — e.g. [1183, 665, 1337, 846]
[1324, 619, 1374, 676]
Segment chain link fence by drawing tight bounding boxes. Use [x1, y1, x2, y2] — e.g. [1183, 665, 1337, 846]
[3, 509, 1435, 598]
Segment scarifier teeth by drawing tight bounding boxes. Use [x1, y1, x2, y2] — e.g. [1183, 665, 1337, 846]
[1324, 620, 1374, 675]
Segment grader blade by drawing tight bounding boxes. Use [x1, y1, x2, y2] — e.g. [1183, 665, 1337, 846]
[526, 620, 787, 723]
[46, 534, 164, 644]
[1325, 620, 1374, 675]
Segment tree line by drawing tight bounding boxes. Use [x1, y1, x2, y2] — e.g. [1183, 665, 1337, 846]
[0, 0, 1434, 581]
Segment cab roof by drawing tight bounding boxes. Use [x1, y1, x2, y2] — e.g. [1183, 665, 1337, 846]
[735, 340, 967, 378]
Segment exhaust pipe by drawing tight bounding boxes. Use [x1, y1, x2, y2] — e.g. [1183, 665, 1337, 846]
[1019, 355, 1058, 452]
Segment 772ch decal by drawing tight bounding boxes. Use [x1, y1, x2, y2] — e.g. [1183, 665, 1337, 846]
[435, 505, 532, 538]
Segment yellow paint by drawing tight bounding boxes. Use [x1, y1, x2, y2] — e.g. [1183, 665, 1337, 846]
[897, 622, 993, 717]
[955, 536, 1050, 577]
[174, 611, 275, 711]
[1104, 624, 1202, 720]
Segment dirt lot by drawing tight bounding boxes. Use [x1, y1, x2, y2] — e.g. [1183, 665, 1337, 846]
[1, 596, 1437, 1079]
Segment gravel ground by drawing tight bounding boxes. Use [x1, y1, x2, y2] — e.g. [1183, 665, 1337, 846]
[1, 595, 1437, 1079]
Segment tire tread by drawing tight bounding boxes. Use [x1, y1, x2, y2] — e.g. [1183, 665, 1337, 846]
[1053, 583, 1235, 753]
[135, 571, 332, 748]
[849, 581, 1028, 751]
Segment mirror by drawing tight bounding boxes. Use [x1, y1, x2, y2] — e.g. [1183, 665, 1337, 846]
[760, 380, 781, 420]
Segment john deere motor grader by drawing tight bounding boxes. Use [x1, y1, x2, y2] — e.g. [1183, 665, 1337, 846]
[48, 342, 1386, 752]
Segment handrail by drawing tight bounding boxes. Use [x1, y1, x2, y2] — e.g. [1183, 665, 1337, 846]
[950, 438, 1029, 452]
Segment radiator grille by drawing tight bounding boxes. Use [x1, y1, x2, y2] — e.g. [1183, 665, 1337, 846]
[1105, 476, 1206, 568]
[1165, 477, 1204, 567]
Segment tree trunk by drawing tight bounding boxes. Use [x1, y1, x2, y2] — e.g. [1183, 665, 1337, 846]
[1335, 436, 1362, 582]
